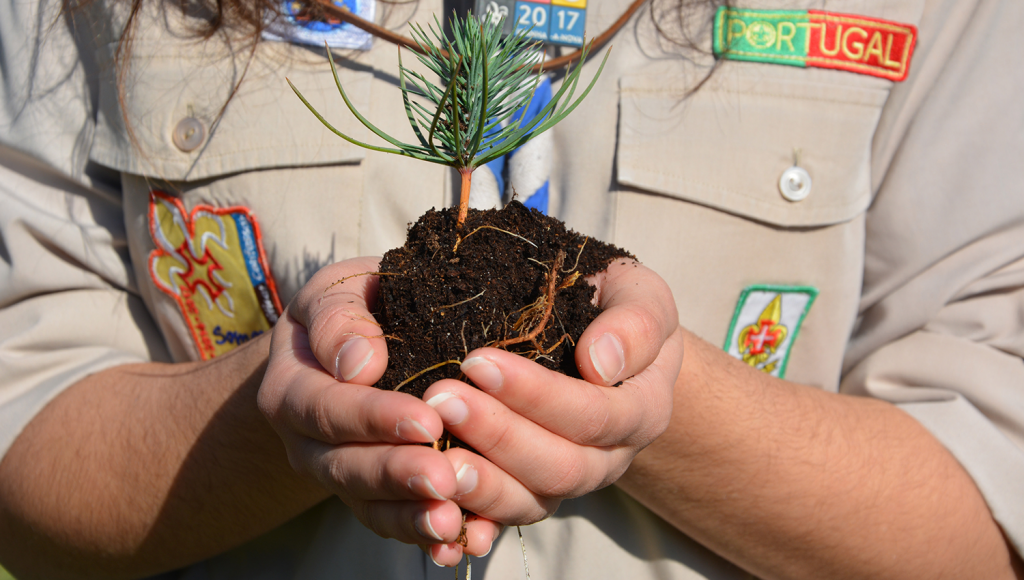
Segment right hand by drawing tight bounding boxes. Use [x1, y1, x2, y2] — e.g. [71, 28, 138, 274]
[257, 257, 501, 564]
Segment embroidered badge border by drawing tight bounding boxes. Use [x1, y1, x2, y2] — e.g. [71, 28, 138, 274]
[713, 8, 917, 81]
[723, 284, 818, 379]
[148, 191, 283, 360]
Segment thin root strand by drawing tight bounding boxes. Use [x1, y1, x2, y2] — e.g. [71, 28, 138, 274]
[322, 271, 400, 297]
[454, 225, 538, 253]
[393, 359, 463, 392]
[492, 250, 565, 350]
[563, 236, 588, 273]
[432, 289, 486, 313]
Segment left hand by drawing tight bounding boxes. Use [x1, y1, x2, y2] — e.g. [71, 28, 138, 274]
[420, 259, 683, 564]
[258, 257, 501, 564]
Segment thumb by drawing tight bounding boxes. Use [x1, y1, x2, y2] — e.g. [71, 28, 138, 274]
[290, 256, 389, 385]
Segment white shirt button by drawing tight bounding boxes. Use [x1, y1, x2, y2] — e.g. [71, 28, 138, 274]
[172, 117, 205, 152]
[779, 166, 812, 202]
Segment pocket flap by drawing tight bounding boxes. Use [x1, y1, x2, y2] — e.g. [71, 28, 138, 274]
[91, 39, 370, 181]
[617, 65, 890, 227]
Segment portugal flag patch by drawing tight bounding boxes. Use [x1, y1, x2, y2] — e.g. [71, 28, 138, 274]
[713, 8, 917, 81]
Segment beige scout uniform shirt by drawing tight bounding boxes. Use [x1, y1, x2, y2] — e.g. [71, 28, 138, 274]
[1, 0, 1022, 575]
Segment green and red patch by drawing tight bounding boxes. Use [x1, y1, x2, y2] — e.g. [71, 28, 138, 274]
[713, 8, 917, 81]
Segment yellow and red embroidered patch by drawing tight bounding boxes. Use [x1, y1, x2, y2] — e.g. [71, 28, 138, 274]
[724, 285, 817, 378]
[713, 8, 917, 81]
[148, 191, 282, 360]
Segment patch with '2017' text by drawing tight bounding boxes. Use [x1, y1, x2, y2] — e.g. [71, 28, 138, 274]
[713, 8, 917, 81]
[724, 285, 817, 379]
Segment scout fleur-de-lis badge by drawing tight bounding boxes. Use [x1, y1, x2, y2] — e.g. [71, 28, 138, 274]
[724, 285, 818, 379]
[737, 295, 788, 373]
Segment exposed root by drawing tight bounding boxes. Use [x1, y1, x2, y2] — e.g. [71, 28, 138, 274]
[351, 313, 383, 327]
[455, 554, 472, 580]
[492, 250, 566, 351]
[432, 430, 454, 451]
[432, 432, 452, 454]
[518, 332, 572, 363]
[559, 271, 581, 290]
[456, 513, 468, 547]
[321, 271, 400, 299]
[432, 289, 486, 313]
[563, 236, 588, 273]
[461, 321, 469, 357]
[332, 310, 384, 327]
[552, 307, 572, 344]
[518, 526, 531, 580]
[454, 225, 538, 253]
[337, 331, 403, 342]
[527, 257, 549, 270]
[540, 333, 572, 355]
[506, 296, 546, 335]
[393, 359, 463, 392]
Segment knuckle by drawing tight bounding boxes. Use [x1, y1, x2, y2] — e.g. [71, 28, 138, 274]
[284, 447, 307, 476]
[597, 452, 630, 489]
[528, 498, 561, 524]
[310, 388, 339, 441]
[474, 480, 550, 526]
[618, 380, 661, 447]
[351, 502, 391, 539]
[576, 397, 612, 444]
[539, 452, 587, 498]
[641, 376, 673, 434]
[470, 484, 505, 519]
[307, 305, 356, 355]
[380, 446, 411, 495]
[255, 385, 278, 422]
[625, 302, 665, 344]
[256, 366, 288, 422]
[471, 415, 514, 458]
[323, 451, 351, 492]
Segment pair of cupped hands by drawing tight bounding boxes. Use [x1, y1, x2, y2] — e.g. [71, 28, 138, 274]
[257, 256, 683, 566]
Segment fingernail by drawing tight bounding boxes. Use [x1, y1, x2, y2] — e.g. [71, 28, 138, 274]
[396, 418, 435, 443]
[409, 474, 446, 500]
[590, 333, 625, 384]
[428, 543, 458, 567]
[455, 463, 477, 496]
[425, 392, 469, 426]
[335, 337, 373, 382]
[429, 548, 444, 567]
[416, 510, 444, 542]
[461, 356, 503, 392]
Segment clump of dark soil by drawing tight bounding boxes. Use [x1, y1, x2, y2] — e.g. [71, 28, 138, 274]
[374, 201, 633, 397]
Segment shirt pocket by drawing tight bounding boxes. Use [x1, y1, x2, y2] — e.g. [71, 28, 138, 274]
[90, 37, 371, 181]
[616, 64, 891, 227]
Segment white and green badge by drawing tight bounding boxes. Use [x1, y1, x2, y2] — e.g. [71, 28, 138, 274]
[724, 285, 817, 378]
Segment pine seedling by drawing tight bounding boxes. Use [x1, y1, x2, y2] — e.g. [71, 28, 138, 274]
[289, 12, 609, 226]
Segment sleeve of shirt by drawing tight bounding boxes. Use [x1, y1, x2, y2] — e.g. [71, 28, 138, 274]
[841, 0, 1024, 556]
[0, 149, 170, 459]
